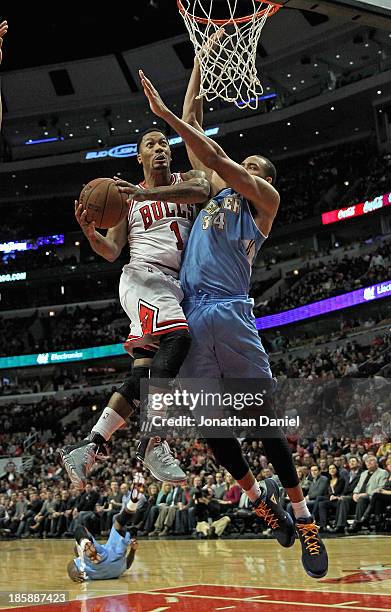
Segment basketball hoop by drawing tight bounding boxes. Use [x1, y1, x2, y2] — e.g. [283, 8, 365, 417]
[177, 0, 281, 109]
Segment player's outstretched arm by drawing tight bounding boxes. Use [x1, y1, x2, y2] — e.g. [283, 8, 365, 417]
[67, 560, 85, 583]
[140, 70, 279, 233]
[182, 56, 203, 131]
[182, 29, 224, 181]
[0, 20, 9, 129]
[126, 539, 138, 569]
[74, 200, 128, 262]
[114, 172, 210, 205]
[182, 28, 224, 130]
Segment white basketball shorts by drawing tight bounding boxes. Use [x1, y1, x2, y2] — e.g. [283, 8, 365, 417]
[119, 261, 188, 354]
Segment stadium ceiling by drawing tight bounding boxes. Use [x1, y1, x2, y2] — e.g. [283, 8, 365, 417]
[1, 4, 390, 162]
[280, 0, 391, 30]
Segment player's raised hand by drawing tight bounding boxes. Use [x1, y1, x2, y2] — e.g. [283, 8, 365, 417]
[74, 200, 98, 242]
[139, 70, 169, 119]
[199, 26, 225, 57]
[0, 21, 8, 65]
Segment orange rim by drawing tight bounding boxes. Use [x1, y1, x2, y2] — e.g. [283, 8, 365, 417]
[177, 0, 281, 25]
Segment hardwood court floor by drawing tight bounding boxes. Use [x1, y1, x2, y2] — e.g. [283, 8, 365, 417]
[0, 536, 390, 611]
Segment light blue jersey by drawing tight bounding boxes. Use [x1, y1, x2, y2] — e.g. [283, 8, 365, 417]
[179, 188, 273, 380]
[74, 525, 130, 580]
[180, 188, 266, 297]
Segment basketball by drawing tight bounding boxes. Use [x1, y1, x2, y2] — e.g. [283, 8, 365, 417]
[79, 178, 129, 229]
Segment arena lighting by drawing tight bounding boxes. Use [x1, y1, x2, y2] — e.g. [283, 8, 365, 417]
[0, 234, 64, 255]
[84, 127, 220, 161]
[256, 279, 391, 331]
[322, 191, 391, 225]
[0, 344, 127, 370]
[25, 137, 64, 145]
[236, 93, 277, 108]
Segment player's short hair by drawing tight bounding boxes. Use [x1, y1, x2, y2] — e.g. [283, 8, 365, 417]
[256, 155, 277, 185]
[137, 127, 169, 152]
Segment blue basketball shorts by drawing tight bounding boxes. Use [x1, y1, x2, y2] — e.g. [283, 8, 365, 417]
[179, 295, 273, 380]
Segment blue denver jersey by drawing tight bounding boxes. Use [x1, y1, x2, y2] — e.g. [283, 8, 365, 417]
[74, 526, 130, 580]
[180, 188, 266, 297]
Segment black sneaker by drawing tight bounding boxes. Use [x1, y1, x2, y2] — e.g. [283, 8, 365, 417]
[296, 516, 328, 579]
[253, 478, 295, 548]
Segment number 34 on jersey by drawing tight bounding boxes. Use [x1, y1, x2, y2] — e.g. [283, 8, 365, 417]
[202, 195, 241, 231]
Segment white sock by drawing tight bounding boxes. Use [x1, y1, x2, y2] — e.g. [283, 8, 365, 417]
[243, 481, 262, 503]
[291, 500, 311, 520]
[92, 407, 126, 441]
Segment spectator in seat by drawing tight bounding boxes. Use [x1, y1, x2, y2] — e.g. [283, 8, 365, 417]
[286, 465, 328, 519]
[341, 456, 387, 533]
[317, 464, 346, 531]
[212, 472, 226, 500]
[29, 490, 55, 537]
[354, 456, 391, 532]
[138, 484, 160, 535]
[62, 488, 78, 536]
[71, 483, 100, 533]
[376, 436, 391, 460]
[0, 494, 9, 531]
[332, 456, 349, 481]
[142, 482, 172, 536]
[119, 482, 131, 508]
[148, 484, 185, 537]
[330, 456, 362, 533]
[9, 492, 28, 537]
[102, 481, 123, 533]
[49, 490, 71, 537]
[46, 493, 63, 537]
[217, 474, 241, 513]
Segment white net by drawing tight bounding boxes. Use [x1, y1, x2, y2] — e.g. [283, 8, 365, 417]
[178, 0, 279, 109]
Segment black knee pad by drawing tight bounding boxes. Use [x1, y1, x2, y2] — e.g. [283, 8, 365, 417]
[117, 366, 149, 404]
[206, 438, 250, 481]
[150, 330, 191, 380]
[133, 347, 156, 360]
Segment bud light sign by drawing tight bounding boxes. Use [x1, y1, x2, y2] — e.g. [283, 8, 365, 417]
[84, 127, 219, 161]
[85, 144, 138, 160]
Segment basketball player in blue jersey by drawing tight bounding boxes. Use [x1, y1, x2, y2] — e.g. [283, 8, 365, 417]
[139, 66, 328, 579]
[67, 491, 139, 582]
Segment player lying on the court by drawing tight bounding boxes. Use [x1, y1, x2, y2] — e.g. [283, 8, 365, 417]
[67, 495, 139, 582]
[61, 129, 211, 488]
[0, 20, 8, 128]
[137, 66, 328, 580]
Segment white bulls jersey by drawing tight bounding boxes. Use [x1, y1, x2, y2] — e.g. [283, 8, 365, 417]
[127, 173, 195, 278]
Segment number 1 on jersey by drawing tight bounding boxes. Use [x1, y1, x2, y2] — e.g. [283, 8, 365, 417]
[170, 221, 184, 251]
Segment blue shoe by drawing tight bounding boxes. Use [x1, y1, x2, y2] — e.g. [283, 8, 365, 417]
[296, 516, 328, 579]
[253, 478, 295, 548]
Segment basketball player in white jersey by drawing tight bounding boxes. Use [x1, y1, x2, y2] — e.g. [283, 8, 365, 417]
[61, 128, 210, 488]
